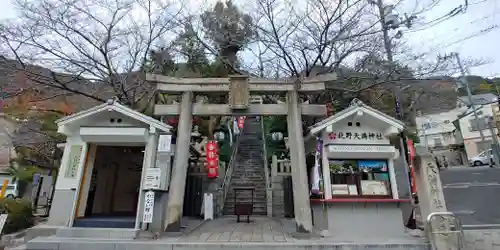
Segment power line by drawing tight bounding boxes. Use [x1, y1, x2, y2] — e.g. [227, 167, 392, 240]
[434, 25, 499, 50]
[407, 6, 465, 33]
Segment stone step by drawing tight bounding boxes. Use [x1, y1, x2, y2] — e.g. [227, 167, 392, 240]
[225, 194, 267, 199]
[26, 236, 431, 250]
[55, 228, 137, 239]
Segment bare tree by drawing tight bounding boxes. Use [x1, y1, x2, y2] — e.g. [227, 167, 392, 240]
[248, 0, 486, 123]
[254, 0, 379, 78]
[1, 0, 182, 108]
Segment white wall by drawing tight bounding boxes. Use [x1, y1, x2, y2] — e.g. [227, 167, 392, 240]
[459, 103, 497, 140]
[458, 103, 500, 158]
[415, 108, 464, 147]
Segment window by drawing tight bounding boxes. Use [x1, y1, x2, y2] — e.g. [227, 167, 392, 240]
[469, 118, 489, 131]
[433, 138, 443, 146]
[329, 160, 391, 198]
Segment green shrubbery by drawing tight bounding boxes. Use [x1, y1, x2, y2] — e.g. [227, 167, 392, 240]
[0, 198, 34, 235]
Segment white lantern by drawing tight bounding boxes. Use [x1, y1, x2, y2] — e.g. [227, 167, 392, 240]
[214, 131, 226, 142]
[271, 131, 284, 142]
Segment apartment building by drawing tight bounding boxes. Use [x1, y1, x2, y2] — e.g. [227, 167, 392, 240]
[416, 109, 463, 147]
[457, 104, 499, 159]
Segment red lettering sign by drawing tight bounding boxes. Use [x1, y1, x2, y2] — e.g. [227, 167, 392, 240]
[206, 141, 218, 179]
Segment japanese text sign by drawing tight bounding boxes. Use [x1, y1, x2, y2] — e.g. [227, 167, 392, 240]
[142, 190, 155, 223]
[206, 141, 219, 178]
[328, 132, 384, 141]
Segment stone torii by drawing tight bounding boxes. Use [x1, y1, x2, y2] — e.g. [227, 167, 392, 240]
[146, 73, 337, 233]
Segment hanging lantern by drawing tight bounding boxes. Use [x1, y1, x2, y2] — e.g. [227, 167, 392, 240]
[326, 103, 334, 116]
[213, 127, 227, 142]
[166, 116, 179, 126]
[206, 141, 219, 179]
[271, 131, 284, 142]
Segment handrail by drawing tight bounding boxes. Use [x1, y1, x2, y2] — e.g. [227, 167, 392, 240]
[218, 123, 244, 215]
[260, 117, 271, 189]
[425, 211, 465, 250]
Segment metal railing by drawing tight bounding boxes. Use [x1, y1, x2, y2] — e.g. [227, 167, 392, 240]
[426, 212, 465, 250]
[260, 118, 271, 189]
[217, 125, 244, 215]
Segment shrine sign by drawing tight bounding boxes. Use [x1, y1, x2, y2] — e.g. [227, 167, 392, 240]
[328, 132, 385, 141]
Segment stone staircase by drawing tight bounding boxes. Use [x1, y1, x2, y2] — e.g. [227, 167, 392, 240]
[223, 117, 267, 215]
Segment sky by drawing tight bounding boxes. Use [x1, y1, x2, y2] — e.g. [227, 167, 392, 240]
[402, 0, 499, 77]
[1, 0, 499, 77]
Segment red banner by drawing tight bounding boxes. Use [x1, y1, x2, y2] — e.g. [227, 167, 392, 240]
[407, 139, 416, 165]
[237, 116, 246, 129]
[407, 139, 417, 193]
[206, 141, 218, 179]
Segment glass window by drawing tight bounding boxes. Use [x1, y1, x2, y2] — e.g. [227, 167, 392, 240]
[329, 160, 392, 198]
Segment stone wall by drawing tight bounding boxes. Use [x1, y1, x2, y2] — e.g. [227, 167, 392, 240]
[270, 156, 292, 218]
[271, 173, 285, 217]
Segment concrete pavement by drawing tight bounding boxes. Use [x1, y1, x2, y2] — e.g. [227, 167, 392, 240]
[464, 230, 500, 250]
[440, 165, 500, 225]
[27, 217, 430, 250]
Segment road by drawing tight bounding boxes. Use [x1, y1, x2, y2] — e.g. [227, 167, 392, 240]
[440, 165, 500, 227]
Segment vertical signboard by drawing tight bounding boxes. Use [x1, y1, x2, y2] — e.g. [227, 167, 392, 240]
[142, 190, 155, 223]
[206, 141, 219, 179]
[65, 145, 83, 178]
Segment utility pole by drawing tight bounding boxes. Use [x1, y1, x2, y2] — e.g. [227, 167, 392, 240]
[375, 0, 412, 197]
[453, 52, 492, 165]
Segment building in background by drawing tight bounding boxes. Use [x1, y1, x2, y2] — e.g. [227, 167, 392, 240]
[415, 93, 499, 165]
[456, 102, 499, 160]
[415, 109, 466, 166]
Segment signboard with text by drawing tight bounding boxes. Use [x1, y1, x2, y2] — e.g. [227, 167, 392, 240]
[142, 190, 154, 223]
[328, 132, 384, 141]
[144, 168, 161, 190]
[206, 141, 219, 179]
[324, 128, 390, 145]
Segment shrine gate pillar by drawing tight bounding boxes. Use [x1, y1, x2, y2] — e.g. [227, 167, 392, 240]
[165, 91, 193, 231]
[286, 90, 313, 233]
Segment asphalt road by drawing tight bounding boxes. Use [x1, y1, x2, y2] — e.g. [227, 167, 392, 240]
[440, 165, 500, 228]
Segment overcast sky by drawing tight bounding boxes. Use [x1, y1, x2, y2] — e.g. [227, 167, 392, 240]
[1, 0, 498, 77]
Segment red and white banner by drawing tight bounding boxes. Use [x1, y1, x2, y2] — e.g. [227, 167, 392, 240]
[407, 139, 417, 193]
[237, 116, 246, 129]
[206, 141, 218, 179]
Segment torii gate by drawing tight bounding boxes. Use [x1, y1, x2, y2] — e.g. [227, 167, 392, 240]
[146, 73, 337, 233]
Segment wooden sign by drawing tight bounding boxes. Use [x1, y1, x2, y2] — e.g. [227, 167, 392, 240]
[228, 75, 249, 110]
[65, 145, 83, 178]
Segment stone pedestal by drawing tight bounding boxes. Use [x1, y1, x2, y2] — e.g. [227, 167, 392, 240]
[414, 146, 460, 250]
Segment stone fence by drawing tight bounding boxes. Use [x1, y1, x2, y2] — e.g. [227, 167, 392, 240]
[269, 155, 291, 217]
